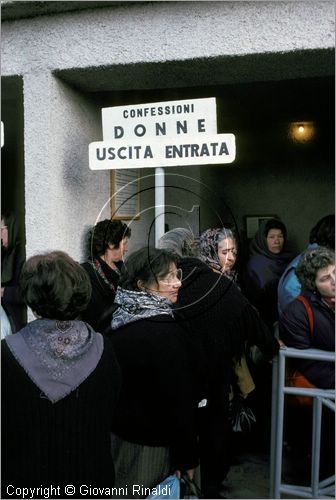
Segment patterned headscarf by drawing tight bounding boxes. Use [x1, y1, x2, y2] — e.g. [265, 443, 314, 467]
[199, 227, 237, 280]
[112, 287, 174, 330]
[5, 319, 103, 403]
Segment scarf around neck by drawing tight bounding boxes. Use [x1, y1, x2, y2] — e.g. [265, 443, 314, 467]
[112, 287, 174, 330]
[6, 319, 104, 403]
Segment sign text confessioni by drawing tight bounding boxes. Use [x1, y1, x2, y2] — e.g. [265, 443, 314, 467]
[89, 98, 236, 170]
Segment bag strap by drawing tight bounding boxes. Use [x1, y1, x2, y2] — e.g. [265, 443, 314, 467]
[297, 295, 314, 338]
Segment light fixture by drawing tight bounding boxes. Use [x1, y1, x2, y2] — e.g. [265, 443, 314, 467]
[288, 121, 315, 143]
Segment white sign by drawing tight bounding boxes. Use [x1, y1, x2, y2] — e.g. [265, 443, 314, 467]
[89, 97, 236, 170]
[89, 133, 236, 170]
[102, 98, 218, 140]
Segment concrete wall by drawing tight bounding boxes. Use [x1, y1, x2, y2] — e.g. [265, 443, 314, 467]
[2, 2, 334, 77]
[22, 75, 110, 260]
[1, 1, 335, 261]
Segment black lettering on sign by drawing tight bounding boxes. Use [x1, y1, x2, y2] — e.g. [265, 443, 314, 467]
[219, 142, 229, 155]
[200, 144, 210, 156]
[210, 143, 218, 155]
[134, 146, 142, 159]
[176, 121, 188, 134]
[114, 126, 124, 139]
[165, 146, 172, 158]
[96, 147, 106, 160]
[183, 144, 191, 157]
[144, 146, 153, 158]
[156, 123, 166, 136]
[191, 144, 200, 157]
[163, 141, 230, 159]
[97, 145, 155, 161]
[198, 119, 206, 133]
[134, 124, 146, 137]
[118, 147, 127, 160]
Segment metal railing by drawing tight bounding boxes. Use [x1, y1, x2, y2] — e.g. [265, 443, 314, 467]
[270, 346, 335, 499]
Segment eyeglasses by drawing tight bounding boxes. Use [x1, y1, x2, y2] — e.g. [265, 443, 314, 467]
[158, 268, 183, 284]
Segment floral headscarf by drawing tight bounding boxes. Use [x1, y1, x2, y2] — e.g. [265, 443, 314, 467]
[5, 319, 103, 403]
[199, 228, 238, 282]
[111, 287, 174, 330]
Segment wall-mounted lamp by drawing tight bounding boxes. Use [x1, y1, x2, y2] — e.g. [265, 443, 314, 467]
[288, 121, 316, 143]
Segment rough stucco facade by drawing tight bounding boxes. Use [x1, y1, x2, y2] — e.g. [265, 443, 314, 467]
[1, 1, 335, 260]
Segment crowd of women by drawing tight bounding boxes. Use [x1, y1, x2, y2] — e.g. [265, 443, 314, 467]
[1, 213, 334, 499]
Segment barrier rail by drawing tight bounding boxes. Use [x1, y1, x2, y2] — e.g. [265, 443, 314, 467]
[270, 347, 335, 498]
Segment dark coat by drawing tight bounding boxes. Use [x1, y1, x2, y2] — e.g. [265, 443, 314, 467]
[176, 257, 279, 362]
[244, 253, 292, 328]
[81, 258, 123, 333]
[279, 291, 335, 389]
[1, 336, 121, 497]
[243, 220, 293, 328]
[109, 314, 201, 472]
[174, 257, 279, 486]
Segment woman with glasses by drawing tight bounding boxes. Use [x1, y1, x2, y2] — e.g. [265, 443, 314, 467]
[109, 247, 202, 498]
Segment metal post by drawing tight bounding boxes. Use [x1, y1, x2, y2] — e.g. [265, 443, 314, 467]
[273, 350, 286, 499]
[311, 397, 322, 498]
[155, 167, 165, 248]
[270, 347, 335, 499]
[270, 352, 279, 497]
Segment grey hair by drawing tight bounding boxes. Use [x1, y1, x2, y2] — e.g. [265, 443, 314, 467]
[158, 228, 198, 257]
[216, 228, 236, 245]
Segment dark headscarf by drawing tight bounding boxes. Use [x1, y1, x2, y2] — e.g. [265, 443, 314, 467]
[249, 218, 292, 261]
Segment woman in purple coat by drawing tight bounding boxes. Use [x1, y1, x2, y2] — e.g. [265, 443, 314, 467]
[244, 218, 293, 328]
